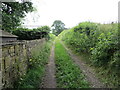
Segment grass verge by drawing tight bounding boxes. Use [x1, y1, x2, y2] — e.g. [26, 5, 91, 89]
[15, 40, 52, 89]
[55, 39, 90, 88]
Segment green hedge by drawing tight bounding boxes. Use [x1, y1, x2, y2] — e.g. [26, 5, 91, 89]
[12, 26, 50, 40]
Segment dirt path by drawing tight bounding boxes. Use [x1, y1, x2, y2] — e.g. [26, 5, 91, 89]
[61, 42, 105, 88]
[42, 42, 56, 88]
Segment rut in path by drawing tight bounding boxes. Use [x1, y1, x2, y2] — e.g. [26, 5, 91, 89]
[61, 42, 105, 88]
[42, 42, 56, 88]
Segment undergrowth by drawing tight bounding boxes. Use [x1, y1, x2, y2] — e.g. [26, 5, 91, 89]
[15, 40, 52, 89]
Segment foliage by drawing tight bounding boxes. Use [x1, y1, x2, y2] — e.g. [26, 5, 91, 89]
[74, 22, 97, 35]
[48, 33, 56, 41]
[60, 22, 99, 53]
[15, 41, 52, 88]
[37, 26, 51, 33]
[60, 22, 120, 87]
[55, 39, 89, 88]
[91, 30, 118, 67]
[2, 1, 34, 32]
[12, 26, 51, 40]
[51, 20, 65, 36]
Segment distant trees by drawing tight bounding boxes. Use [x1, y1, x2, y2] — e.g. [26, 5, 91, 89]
[1, 1, 34, 32]
[51, 20, 65, 36]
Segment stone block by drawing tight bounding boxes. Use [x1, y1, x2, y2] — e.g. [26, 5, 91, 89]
[19, 44, 23, 52]
[5, 56, 11, 69]
[2, 58, 5, 70]
[10, 56, 16, 66]
[23, 44, 26, 49]
[14, 45, 20, 56]
[9, 46, 15, 57]
[2, 47, 9, 57]
[9, 46, 14, 53]
[23, 49, 27, 57]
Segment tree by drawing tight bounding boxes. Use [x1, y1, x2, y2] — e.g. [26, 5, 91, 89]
[51, 20, 65, 36]
[1, 1, 34, 32]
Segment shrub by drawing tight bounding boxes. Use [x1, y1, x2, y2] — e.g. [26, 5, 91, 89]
[60, 22, 120, 86]
[12, 26, 50, 40]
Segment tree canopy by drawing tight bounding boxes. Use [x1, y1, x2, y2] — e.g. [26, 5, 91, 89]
[2, 1, 34, 32]
[51, 20, 65, 36]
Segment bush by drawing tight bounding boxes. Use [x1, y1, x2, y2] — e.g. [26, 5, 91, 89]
[61, 22, 99, 53]
[12, 26, 50, 40]
[60, 22, 120, 87]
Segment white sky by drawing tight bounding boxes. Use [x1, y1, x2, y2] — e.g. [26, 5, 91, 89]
[22, 0, 120, 28]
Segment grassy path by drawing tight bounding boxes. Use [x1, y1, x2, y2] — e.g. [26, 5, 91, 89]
[55, 40, 89, 88]
[61, 41, 105, 88]
[41, 39, 105, 88]
[42, 42, 56, 88]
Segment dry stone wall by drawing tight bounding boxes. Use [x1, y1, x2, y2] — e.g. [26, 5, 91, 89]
[1, 38, 45, 88]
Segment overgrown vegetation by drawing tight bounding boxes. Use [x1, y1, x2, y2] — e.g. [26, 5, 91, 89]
[15, 40, 52, 88]
[59, 22, 120, 87]
[48, 33, 56, 41]
[12, 26, 51, 40]
[55, 39, 89, 88]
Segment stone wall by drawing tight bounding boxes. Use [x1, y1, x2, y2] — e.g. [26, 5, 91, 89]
[0, 38, 45, 88]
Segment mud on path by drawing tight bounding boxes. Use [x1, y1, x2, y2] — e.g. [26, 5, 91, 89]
[42, 42, 56, 88]
[61, 41, 106, 88]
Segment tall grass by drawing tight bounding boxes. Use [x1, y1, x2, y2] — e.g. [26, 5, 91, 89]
[15, 40, 52, 89]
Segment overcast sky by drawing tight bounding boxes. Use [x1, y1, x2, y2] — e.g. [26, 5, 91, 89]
[22, 0, 120, 28]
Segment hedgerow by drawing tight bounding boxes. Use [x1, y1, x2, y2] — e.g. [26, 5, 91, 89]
[12, 26, 50, 40]
[60, 22, 120, 87]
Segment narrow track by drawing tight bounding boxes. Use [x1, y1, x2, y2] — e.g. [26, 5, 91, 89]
[61, 41, 105, 88]
[42, 42, 56, 88]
